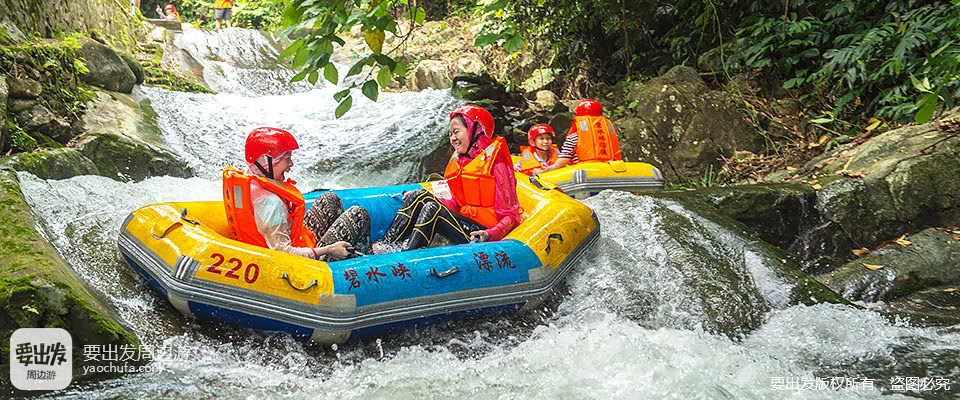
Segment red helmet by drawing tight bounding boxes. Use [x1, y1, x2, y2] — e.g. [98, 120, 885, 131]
[245, 127, 299, 163]
[164, 3, 175, 11]
[527, 124, 554, 144]
[575, 99, 603, 116]
[450, 104, 494, 139]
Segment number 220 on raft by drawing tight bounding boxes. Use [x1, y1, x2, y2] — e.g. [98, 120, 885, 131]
[205, 253, 259, 283]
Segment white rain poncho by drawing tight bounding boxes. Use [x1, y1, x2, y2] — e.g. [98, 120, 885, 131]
[245, 152, 316, 259]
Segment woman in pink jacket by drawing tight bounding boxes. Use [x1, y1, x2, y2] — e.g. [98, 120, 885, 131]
[373, 105, 520, 253]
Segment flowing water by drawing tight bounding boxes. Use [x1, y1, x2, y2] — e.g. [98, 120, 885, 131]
[13, 28, 960, 398]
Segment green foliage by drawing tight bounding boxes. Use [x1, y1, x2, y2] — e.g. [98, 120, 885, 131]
[485, 0, 958, 128]
[720, 1, 960, 126]
[665, 165, 721, 189]
[280, 0, 423, 118]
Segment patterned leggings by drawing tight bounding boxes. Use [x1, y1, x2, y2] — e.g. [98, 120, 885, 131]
[303, 192, 371, 253]
[375, 189, 483, 252]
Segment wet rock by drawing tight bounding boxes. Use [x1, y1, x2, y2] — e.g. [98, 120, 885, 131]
[77, 38, 136, 93]
[605, 190, 848, 336]
[6, 76, 42, 99]
[420, 137, 453, 176]
[817, 228, 960, 325]
[409, 60, 452, 91]
[72, 132, 194, 181]
[0, 148, 100, 180]
[817, 229, 960, 302]
[617, 65, 762, 181]
[0, 169, 144, 382]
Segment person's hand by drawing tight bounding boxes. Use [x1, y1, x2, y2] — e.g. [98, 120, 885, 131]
[322, 241, 351, 260]
[155, 5, 162, 15]
[531, 168, 544, 175]
[469, 230, 489, 243]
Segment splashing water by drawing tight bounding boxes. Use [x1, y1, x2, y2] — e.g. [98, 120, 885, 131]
[13, 28, 959, 399]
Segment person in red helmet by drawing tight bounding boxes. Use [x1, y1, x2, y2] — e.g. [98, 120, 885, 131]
[223, 127, 370, 261]
[514, 124, 560, 175]
[156, 3, 181, 21]
[372, 104, 520, 253]
[534, 99, 622, 174]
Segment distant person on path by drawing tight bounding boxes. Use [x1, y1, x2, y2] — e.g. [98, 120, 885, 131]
[215, 0, 233, 31]
[156, 3, 181, 22]
[534, 99, 622, 174]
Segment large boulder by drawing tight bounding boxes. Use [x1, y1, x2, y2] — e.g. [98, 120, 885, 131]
[817, 228, 960, 325]
[72, 132, 194, 181]
[0, 148, 100, 180]
[77, 38, 136, 93]
[618, 65, 762, 181]
[677, 109, 960, 274]
[116, 47, 144, 85]
[0, 169, 144, 381]
[409, 60, 452, 91]
[586, 190, 846, 337]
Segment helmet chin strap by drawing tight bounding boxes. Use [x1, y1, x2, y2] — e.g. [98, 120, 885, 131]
[534, 145, 551, 153]
[253, 156, 275, 179]
[458, 121, 480, 158]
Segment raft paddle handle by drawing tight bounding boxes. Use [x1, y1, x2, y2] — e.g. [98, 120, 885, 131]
[544, 233, 563, 254]
[528, 175, 549, 191]
[180, 208, 199, 225]
[282, 272, 317, 291]
[430, 266, 459, 278]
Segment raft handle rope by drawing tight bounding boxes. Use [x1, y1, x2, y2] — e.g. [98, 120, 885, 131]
[282, 272, 317, 291]
[430, 266, 459, 278]
[528, 175, 549, 191]
[180, 208, 199, 225]
[544, 233, 563, 254]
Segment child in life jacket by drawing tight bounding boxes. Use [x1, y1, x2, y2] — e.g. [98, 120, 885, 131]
[223, 127, 370, 260]
[534, 99, 622, 174]
[372, 105, 521, 253]
[514, 124, 560, 175]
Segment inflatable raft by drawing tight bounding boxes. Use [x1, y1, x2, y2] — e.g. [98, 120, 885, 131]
[514, 157, 664, 199]
[118, 175, 598, 343]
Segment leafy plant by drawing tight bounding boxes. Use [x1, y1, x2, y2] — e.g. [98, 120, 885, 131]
[279, 0, 423, 117]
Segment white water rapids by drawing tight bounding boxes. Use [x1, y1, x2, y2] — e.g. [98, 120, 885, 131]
[13, 27, 960, 398]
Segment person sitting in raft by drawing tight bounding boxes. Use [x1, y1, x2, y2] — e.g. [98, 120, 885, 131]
[514, 124, 560, 175]
[532, 99, 622, 174]
[371, 104, 520, 253]
[156, 3, 182, 22]
[223, 127, 370, 261]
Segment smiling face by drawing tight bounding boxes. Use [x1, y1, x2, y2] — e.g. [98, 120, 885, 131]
[272, 152, 293, 181]
[531, 133, 553, 151]
[449, 116, 471, 154]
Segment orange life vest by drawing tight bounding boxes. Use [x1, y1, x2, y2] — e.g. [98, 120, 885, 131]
[517, 145, 559, 175]
[443, 137, 511, 228]
[171, 10, 181, 22]
[222, 166, 316, 248]
[571, 115, 622, 163]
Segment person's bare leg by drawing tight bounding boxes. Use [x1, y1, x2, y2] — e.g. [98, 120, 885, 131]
[215, 19, 222, 31]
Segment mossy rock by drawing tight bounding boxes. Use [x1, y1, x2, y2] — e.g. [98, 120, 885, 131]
[0, 170, 143, 385]
[0, 148, 100, 180]
[72, 132, 194, 181]
[618, 66, 762, 182]
[0, 74, 7, 154]
[77, 38, 136, 93]
[817, 229, 960, 304]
